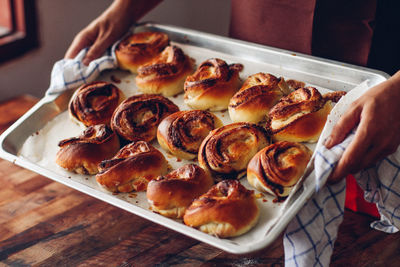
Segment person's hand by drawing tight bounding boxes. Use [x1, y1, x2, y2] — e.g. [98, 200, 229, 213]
[325, 71, 400, 183]
[65, 0, 162, 65]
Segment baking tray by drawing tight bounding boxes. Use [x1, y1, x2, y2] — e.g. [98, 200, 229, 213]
[0, 23, 389, 254]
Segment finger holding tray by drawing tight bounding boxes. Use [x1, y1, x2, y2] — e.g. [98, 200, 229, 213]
[0, 23, 388, 254]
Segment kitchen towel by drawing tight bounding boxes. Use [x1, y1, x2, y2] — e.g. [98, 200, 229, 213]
[46, 45, 118, 95]
[284, 81, 400, 266]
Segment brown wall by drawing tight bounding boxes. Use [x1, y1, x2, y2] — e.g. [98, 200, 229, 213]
[0, 0, 230, 100]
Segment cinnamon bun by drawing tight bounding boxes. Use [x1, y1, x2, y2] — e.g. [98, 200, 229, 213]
[135, 45, 195, 97]
[69, 81, 124, 127]
[55, 124, 120, 175]
[147, 164, 214, 219]
[198, 122, 269, 180]
[247, 141, 312, 199]
[116, 31, 170, 74]
[228, 73, 292, 123]
[111, 94, 179, 143]
[157, 110, 223, 160]
[183, 179, 259, 238]
[184, 58, 243, 111]
[96, 141, 168, 193]
[266, 87, 343, 143]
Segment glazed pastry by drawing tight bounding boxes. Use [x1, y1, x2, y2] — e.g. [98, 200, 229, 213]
[198, 122, 269, 180]
[266, 87, 345, 143]
[55, 124, 120, 175]
[96, 141, 168, 193]
[228, 73, 292, 123]
[247, 141, 312, 199]
[136, 45, 195, 97]
[116, 31, 170, 74]
[69, 81, 124, 127]
[111, 94, 179, 142]
[184, 58, 243, 111]
[157, 110, 223, 160]
[147, 164, 214, 219]
[183, 179, 259, 238]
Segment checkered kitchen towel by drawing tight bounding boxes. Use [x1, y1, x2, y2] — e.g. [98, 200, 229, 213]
[284, 81, 400, 267]
[46, 45, 118, 95]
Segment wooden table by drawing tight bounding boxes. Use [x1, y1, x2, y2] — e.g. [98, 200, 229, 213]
[0, 95, 399, 266]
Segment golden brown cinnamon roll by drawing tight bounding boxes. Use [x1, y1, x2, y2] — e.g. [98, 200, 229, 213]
[55, 124, 120, 175]
[96, 141, 168, 193]
[116, 31, 170, 74]
[157, 110, 223, 160]
[183, 179, 259, 238]
[135, 45, 195, 97]
[266, 87, 338, 143]
[111, 94, 179, 143]
[228, 73, 292, 123]
[69, 81, 124, 127]
[147, 164, 214, 219]
[247, 141, 312, 199]
[184, 58, 243, 111]
[198, 122, 269, 180]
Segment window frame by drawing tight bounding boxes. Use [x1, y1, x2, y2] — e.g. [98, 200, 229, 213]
[0, 0, 38, 63]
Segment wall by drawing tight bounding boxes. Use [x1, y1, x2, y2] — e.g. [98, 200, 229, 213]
[0, 0, 231, 101]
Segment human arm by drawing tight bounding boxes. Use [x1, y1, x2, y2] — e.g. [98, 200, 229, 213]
[325, 71, 400, 183]
[64, 0, 162, 65]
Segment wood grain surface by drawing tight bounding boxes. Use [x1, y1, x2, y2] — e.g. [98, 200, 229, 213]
[0, 95, 399, 267]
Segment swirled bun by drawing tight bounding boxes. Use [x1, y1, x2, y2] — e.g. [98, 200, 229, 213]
[55, 124, 120, 175]
[266, 87, 334, 143]
[247, 141, 312, 199]
[147, 164, 214, 219]
[111, 94, 179, 142]
[116, 31, 170, 74]
[96, 141, 168, 193]
[183, 179, 259, 238]
[228, 73, 292, 123]
[69, 81, 124, 127]
[184, 58, 243, 111]
[157, 110, 223, 160]
[135, 45, 195, 97]
[198, 122, 269, 180]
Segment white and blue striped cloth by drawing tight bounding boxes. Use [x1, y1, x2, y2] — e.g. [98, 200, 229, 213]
[47, 46, 117, 95]
[47, 45, 400, 267]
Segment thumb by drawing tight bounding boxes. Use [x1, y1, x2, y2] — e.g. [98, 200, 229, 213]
[324, 105, 361, 148]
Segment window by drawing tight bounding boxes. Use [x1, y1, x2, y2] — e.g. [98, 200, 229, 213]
[0, 0, 37, 63]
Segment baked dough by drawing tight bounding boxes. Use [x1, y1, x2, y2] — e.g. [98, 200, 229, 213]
[69, 81, 124, 127]
[247, 141, 312, 199]
[96, 141, 168, 193]
[157, 110, 223, 160]
[55, 124, 120, 175]
[228, 73, 292, 123]
[184, 58, 243, 111]
[116, 31, 170, 74]
[183, 179, 259, 238]
[198, 122, 269, 180]
[147, 164, 214, 218]
[136, 45, 195, 96]
[111, 94, 179, 142]
[266, 87, 345, 143]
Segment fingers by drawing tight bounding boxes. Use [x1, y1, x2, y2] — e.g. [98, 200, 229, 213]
[328, 113, 372, 183]
[65, 32, 94, 59]
[82, 36, 114, 65]
[324, 104, 361, 149]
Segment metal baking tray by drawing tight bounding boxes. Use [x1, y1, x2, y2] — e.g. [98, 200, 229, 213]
[0, 23, 389, 254]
